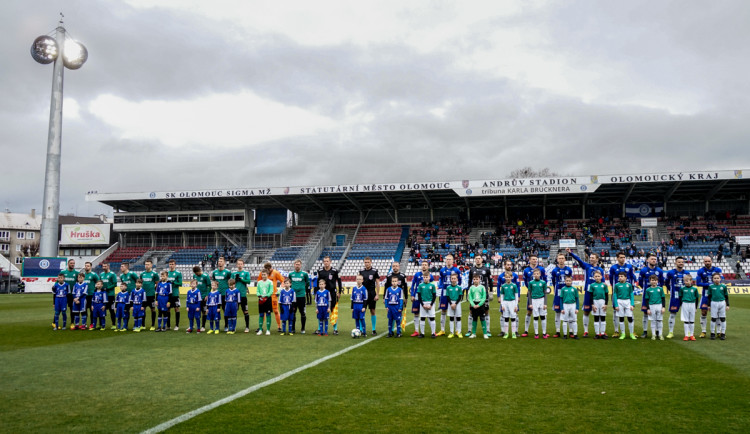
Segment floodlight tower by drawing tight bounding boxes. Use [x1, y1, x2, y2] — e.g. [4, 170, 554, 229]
[31, 14, 88, 257]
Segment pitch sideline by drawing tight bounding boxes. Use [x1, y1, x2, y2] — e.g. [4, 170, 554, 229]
[141, 332, 386, 434]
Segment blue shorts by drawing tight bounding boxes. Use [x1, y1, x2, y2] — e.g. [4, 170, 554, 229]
[317, 306, 329, 321]
[207, 306, 220, 321]
[54, 297, 67, 312]
[187, 303, 201, 316]
[439, 295, 449, 310]
[351, 303, 365, 320]
[72, 296, 86, 313]
[224, 302, 238, 318]
[553, 294, 562, 313]
[92, 303, 106, 318]
[116, 303, 127, 318]
[411, 299, 420, 314]
[157, 295, 170, 312]
[387, 305, 402, 321]
[700, 295, 709, 310]
[582, 291, 593, 313]
[280, 304, 292, 321]
[669, 295, 681, 313]
[132, 304, 145, 318]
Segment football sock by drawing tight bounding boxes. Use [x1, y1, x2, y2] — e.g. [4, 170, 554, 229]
[710, 318, 716, 333]
[419, 319, 425, 334]
[582, 315, 589, 333]
[668, 313, 675, 333]
[449, 317, 454, 334]
[258, 315, 264, 331]
[642, 316, 649, 333]
[175, 311, 180, 327]
[533, 317, 539, 335]
[440, 312, 446, 332]
[524, 314, 531, 332]
[466, 315, 473, 333]
[457, 318, 461, 335]
[244, 314, 250, 328]
[371, 315, 377, 332]
[266, 315, 271, 330]
[512, 318, 517, 334]
[429, 318, 436, 334]
[628, 319, 634, 335]
[485, 314, 491, 333]
[541, 316, 547, 334]
[721, 317, 726, 333]
[481, 319, 487, 335]
[701, 316, 707, 332]
[562, 321, 567, 336]
[555, 312, 561, 333]
[613, 311, 619, 333]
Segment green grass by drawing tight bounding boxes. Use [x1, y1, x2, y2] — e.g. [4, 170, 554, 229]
[2, 295, 749, 433]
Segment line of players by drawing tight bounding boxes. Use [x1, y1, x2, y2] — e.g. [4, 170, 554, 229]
[49, 250, 731, 341]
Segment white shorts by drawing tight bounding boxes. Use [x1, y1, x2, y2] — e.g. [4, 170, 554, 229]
[419, 303, 436, 319]
[447, 302, 462, 317]
[501, 300, 518, 319]
[681, 303, 696, 322]
[649, 303, 663, 321]
[592, 299, 606, 316]
[710, 301, 726, 318]
[531, 298, 547, 316]
[561, 303, 577, 322]
[617, 300, 633, 318]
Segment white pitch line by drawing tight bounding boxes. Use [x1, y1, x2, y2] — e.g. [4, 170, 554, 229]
[141, 333, 385, 434]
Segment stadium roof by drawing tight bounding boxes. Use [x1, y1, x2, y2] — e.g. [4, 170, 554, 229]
[87, 169, 750, 213]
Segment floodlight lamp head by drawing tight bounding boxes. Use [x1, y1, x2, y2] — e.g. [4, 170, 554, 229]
[63, 39, 87, 70]
[31, 35, 58, 64]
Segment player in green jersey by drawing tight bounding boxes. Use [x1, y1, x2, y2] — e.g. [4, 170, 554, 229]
[499, 272, 519, 339]
[167, 259, 183, 331]
[232, 259, 252, 333]
[211, 257, 232, 331]
[708, 272, 730, 340]
[446, 273, 463, 338]
[560, 275, 579, 339]
[587, 270, 609, 340]
[288, 259, 311, 334]
[82, 261, 99, 329]
[99, 262, 119, 329]
[678, 274, 699, 341]
[192, 266, 212, 332]
[467, 275, 489, 339]
[140, 260, 160, 331]
[613, 271, 637, 340]
[527, 268, 549, 339]
[416, 275, 437, 338]
[644, 275, 666, 340]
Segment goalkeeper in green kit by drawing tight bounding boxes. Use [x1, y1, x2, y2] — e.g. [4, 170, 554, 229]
[468, 275, 489, 339]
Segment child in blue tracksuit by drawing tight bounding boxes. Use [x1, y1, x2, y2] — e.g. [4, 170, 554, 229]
[279, 277, 296, 335]
[225, 279, 240, 334]
[130, 280, 146, 332]
[72, 273, 88, 329]
[206, 282, 222, 334]
[91, 281, 108, 330]
[52, 273, 69, 330]
[351, 275, 368, 335]
[316, 281, 331, 336]
[156, 271, 172, 332]
[186, 280, 202, 334]
[115, 283, 131, 331]
[385, 276, 404, 337]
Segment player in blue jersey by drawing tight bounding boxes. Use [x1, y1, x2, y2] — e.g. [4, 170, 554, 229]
[608, 251, 636, 338]
[130, 279, 147, 332]
[115, 283, 131, 332]
[51, 273, 69, 330]
[351, 274, 368, 336]
[315, 280, 331, 336]
[71, 273, 88, 330]
[665, 256, 688, 339]
[279, 277, 296, 335]
[91, 281, 108, 330]
[408, 260, 432, 337]
[522, 255, 547, 337]
[567, 248, 604, 338]
[385, 276, 405, 338]
[437, 254, 461, 336]
[224, 279, 240, 334]
[185, 280, 202, 334]
[637, 254, 665, 338]
[206, 281, 222, 334]
[156, 271, 172, 332]
[497, 259, 520, 337]
[696, 256, 722, 338]
[550, 252, 572, 338]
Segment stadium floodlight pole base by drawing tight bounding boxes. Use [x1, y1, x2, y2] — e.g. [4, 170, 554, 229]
[38, 23, 66, 258]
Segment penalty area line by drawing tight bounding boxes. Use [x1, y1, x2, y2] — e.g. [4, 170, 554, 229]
[141, 332, 385, 434]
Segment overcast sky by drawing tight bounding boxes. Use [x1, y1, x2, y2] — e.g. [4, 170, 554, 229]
[3, 0, 749, 217]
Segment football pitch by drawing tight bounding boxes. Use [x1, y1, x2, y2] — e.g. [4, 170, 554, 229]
[2, 294, 749, 433]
